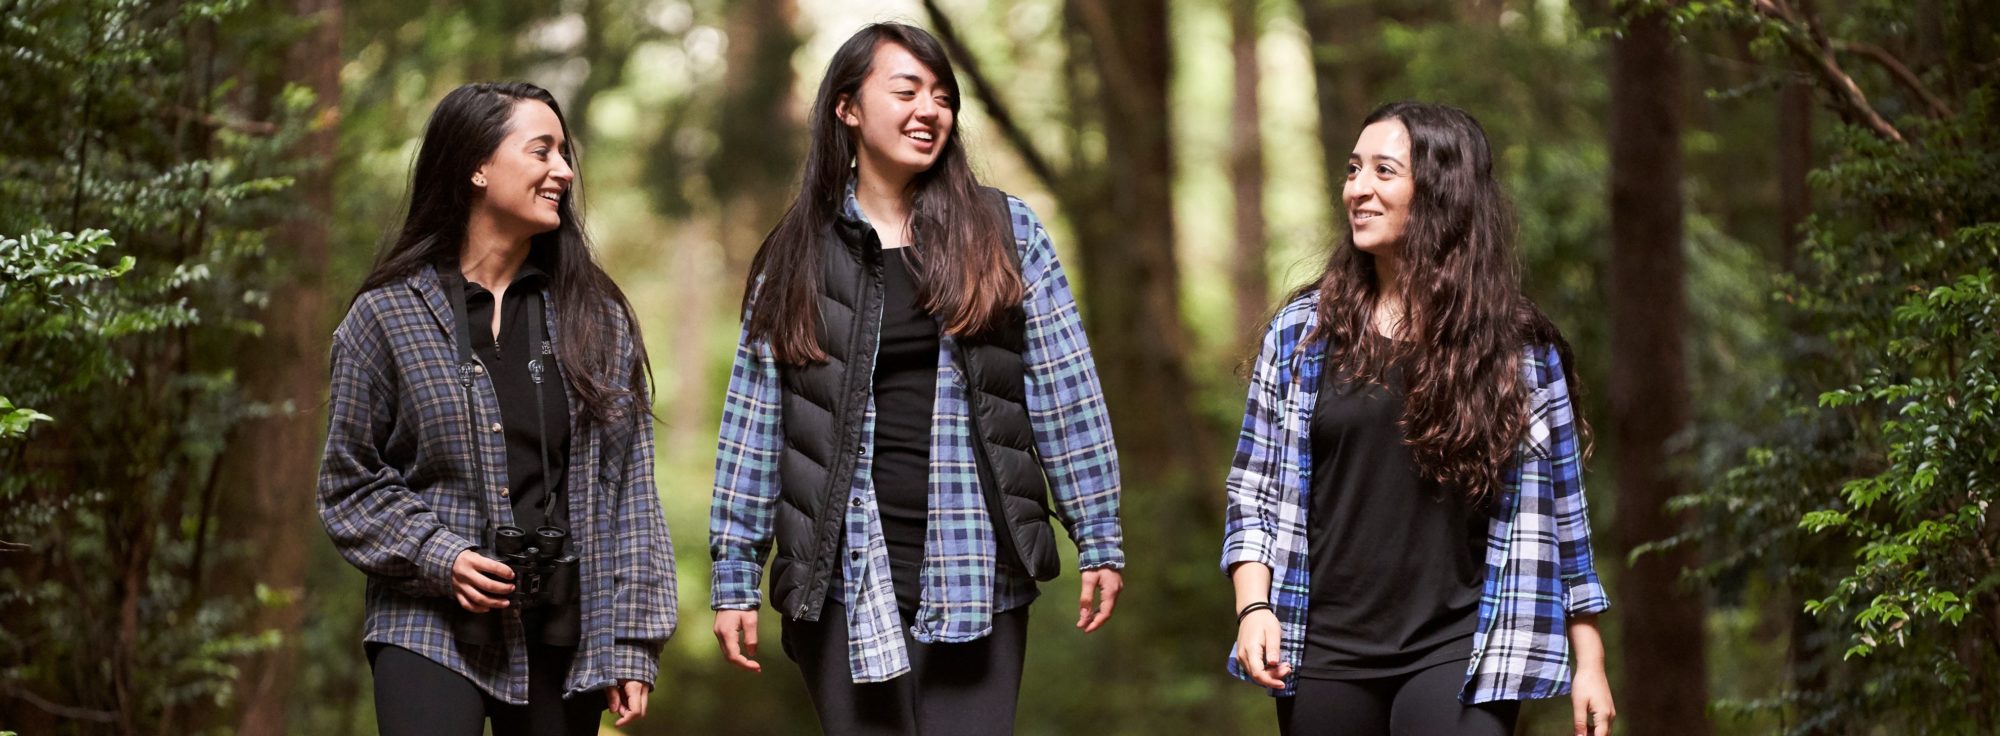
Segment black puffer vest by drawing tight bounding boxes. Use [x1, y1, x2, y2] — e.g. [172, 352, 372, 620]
[769, 188, 1059, 623]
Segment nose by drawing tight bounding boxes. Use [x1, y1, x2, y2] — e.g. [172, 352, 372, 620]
[1343, 175, 1369, 207]
[915, 95, 939, 122]
[551, 153, 575, 184]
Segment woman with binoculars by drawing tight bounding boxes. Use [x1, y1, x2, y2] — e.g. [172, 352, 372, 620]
[317, 81, 676, 735]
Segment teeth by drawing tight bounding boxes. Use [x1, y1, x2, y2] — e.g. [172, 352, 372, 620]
[540, 192, 560, 202]
[909, 131, 933, 141]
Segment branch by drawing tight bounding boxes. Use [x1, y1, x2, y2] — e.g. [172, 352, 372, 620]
[1751, 0, 1904, 143]
[0, 683, 119, 723]
[1833, 39, 1952, 119]
[920, 0, 1062, 192]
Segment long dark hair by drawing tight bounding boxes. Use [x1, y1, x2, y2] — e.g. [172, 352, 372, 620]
[1295, 100, 1585, 501]
[744, 22, 1020, 364]
[355, 81, 648, 425]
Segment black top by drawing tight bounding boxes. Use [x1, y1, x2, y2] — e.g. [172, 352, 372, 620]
[461, 264, 573, 537]
[869, 247, 938, 612]
[1298, 351, 1486, 679]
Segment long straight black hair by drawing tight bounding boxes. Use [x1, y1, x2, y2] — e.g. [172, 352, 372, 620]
[744, 22, 1020, 365]
[356, 81, 648, 425]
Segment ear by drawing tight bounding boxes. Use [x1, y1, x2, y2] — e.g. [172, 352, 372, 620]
[471, 168, 489, 188]
[835, 93, 859, 127]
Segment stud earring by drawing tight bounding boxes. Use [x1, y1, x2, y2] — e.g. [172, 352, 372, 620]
[472, 175, 487, 186]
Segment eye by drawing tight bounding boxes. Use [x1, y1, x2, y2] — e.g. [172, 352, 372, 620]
[1345, 163, 1360, 178]
[935, 94, 954, 107]
[895, 89, 916, 99]
[534, 148, 550, 159]
[1377, 164, 1395, 177]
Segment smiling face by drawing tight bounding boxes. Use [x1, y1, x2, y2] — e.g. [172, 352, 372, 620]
[837, 41, 955, 184]
[1343, 119, 1416, 258]
[471, 99, 574, 235]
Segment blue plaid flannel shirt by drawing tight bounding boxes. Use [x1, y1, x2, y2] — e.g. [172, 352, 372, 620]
[1221, 293, 1610, 703]
[709, 190, 1125, 683]
[317, 268, 677, 704]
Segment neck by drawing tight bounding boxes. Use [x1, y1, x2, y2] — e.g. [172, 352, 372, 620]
[852, 158, 912, 231]
[1371, 252, 1405, 337]
[460, 209, 533, 288]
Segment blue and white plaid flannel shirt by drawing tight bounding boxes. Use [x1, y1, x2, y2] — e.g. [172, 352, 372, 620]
[709, 190, 1125, 683]
[1221, 293, 1610, 703]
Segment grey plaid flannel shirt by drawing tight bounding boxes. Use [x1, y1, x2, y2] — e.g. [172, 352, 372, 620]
[317, 268, 676, 704]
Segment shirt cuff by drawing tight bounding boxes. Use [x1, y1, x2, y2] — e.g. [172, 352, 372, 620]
[1564, 574, 1611, 616]
[709, 558, 765, 610]
[417, 528, 476, 597]
[1220, 528, 1275, 578]
[1070, 518, 1125, 570]
[606, 639, 662, 686]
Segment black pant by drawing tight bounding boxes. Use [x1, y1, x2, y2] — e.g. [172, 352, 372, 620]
[1276, 659, 1519, 736]
[783, 600, 1030, 736]
[369, 643, 602, 736]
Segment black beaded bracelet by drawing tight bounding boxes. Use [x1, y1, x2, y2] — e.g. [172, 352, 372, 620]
[1237, 601, 1274, 622]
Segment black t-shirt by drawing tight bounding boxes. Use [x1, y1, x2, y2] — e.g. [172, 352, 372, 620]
[1297, 352, 1487, 679]
[463, 265, 573, 537]
[866, 247, 937, 612]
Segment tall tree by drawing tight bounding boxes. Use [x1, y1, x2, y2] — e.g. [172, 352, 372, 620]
[1229, 0, 1270, 342]
[1608, 5, 1713, 735]
[223, 1, 340, 733]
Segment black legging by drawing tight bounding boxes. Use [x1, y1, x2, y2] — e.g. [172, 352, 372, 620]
[1276, 659, 1519, 736]
[782, 600, 1030, 736]
[369, 643, 602, 736]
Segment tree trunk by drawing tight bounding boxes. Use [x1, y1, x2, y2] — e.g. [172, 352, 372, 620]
[227, 1, 339, 732]
[1608, 8, 1712, 736]
[1777, 79, 1812, 271]
[1066, 0, 1207, 486]
[1229, 0, 1270, 343]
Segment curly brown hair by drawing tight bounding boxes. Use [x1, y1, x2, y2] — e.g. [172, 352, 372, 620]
[1295, 101, 1586, 501]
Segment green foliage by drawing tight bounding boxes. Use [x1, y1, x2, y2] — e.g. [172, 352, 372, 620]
[1673, 2, 2000, 728]
[0, 0, 309, 731]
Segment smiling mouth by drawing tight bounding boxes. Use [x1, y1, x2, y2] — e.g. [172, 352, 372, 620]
[1352, 211, 1382, 223]
[906, 131, 935, 144]
[539, 190, 562, 204]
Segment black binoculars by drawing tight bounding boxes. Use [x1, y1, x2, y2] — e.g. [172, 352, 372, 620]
[453, 524, 581, 647]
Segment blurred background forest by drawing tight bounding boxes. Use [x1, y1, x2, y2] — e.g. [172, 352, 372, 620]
[3, 0, 1998, 733]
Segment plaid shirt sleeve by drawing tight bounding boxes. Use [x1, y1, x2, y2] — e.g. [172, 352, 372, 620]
[1220, 307, 1290, 576]
[316, 315, 473, 599]
[1012, 197, 1125, 571]
[1539, 345, 1610, 616]
[708, 293, 784, 610]
[607, 322, 678, 684]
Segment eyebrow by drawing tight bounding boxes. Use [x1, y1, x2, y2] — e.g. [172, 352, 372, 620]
[526, 133, 564, 148]
[1347, 152, 1406, 167]
[890, 72, 932, 86]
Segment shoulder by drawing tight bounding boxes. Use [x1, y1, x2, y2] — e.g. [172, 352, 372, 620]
[979, 186, 1041, 243]
[1520, 342, 1568, 391]
[1266, 292, 1319, 343]
[334, 279, 418, 348]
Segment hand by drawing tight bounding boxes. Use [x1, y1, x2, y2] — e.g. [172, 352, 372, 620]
[605, 679, 651, 727]
[1234, 607, 1290, 689]
[1076, 568, 1123, 633]
[712, 609, 762, 673]
[1571, 666, 1616, 735]
[451, 549, 514, 613]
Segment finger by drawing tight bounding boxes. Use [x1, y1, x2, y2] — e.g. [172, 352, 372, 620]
[1077, 574, 1096, 628]
[606, 686, 623, 716]
[613, 690, 636, 728]
[1574, 697, 1589, 736]
[1599, 710, 1613, 736]
[743, 618, 760, 659]
[468, 573, 515, 596]
[1084, 584, 1119, 632]
[632, 682, 650, 719]
[467, 554, 515, 578]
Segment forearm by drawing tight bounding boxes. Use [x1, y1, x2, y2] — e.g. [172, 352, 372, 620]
[1229, 561, 1274, 612]
[1568, 614, 1606, 671]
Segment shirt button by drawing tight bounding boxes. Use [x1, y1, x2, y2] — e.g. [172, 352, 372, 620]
[489, 422, 503, 433]
[499, 487, 510, 497]
[850, 497, 862, 507]
[857, 443, 866, 455]
[472, 364, 486, 375]
[849, 550, 861, 560]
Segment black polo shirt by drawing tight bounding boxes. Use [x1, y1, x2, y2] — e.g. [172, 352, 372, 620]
[459, 263, 573, 536]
